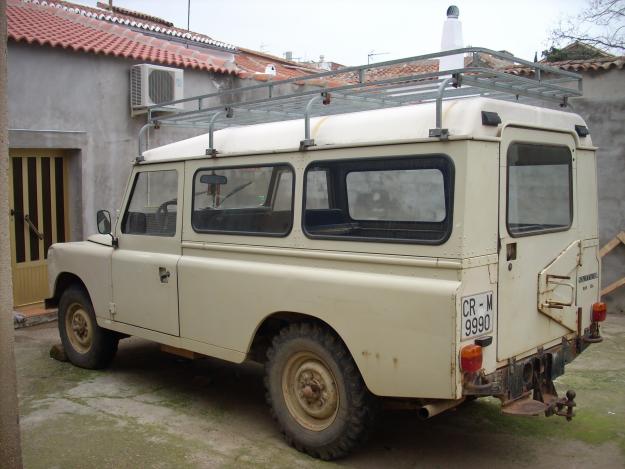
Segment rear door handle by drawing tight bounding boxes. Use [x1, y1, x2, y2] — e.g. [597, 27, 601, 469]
[158, 267, 171, 283]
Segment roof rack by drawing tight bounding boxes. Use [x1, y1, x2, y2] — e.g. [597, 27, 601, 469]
[138, 47, 583, 161]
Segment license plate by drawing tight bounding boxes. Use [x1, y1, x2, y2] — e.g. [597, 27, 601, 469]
[461, 291, 494, 339]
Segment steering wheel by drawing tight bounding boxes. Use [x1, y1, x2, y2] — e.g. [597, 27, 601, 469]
[155, 199, 177, 232]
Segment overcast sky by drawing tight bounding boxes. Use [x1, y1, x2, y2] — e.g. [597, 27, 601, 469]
[81, 0, 588, 65]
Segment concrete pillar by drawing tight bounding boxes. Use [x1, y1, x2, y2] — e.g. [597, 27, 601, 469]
[0, 0, 24, 466]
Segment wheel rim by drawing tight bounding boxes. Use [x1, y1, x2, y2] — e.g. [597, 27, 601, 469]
[282, 351, 339, 431]
[65, 303, 93, 354]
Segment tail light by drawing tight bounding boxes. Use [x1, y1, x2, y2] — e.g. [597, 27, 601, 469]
[592, 302, 607, 322]
[460, 344, 483, 372]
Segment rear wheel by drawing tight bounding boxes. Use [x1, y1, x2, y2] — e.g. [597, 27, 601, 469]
[265, 323, 377, 460]
[58, 286, 118, 369]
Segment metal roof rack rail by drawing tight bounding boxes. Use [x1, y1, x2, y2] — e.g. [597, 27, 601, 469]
[137, 46, 583, 161]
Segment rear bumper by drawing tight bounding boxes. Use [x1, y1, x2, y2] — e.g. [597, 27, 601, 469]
[463, 333, 595, 403]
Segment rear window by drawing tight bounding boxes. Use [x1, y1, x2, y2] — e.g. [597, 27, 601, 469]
[303, 155, 454, 244]
[507, 143, 572, 236]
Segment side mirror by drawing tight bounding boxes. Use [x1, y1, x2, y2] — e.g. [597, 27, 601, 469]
[96, 210, 112, 234]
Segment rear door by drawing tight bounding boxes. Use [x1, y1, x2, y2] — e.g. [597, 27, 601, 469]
[497, 127, 580, 360]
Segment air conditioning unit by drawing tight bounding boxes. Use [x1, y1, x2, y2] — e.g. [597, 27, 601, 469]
[130, 64, 184, 115]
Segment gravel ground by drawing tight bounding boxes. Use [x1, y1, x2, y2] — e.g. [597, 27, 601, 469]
[15, 315, 625, 468]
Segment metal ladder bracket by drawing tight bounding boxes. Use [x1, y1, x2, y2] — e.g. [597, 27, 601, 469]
[205, 106, 234, 157]
[428, 74, 460, 141]
[299, 92, 331, 151]
[428, 128, 450, 139]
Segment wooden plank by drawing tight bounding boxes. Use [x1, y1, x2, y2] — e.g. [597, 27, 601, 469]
[599, 234, 624, 258]
[21, 157, 30, 263]
[50, 157, 57, 245]
[160, 344, 199, 360]
[36, 156, 44, 262]
[601, 276, 625, 297]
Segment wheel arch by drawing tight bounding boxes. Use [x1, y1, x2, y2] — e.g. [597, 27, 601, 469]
[45, 272, 90, 308]
[248, 311, 368, 385]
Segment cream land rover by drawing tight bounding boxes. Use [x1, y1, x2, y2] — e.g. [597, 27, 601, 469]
[46, 95, 606, 459]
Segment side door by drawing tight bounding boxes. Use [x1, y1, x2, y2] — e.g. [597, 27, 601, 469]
[497, 127, 580, 360]
[111, 164, 182, 336]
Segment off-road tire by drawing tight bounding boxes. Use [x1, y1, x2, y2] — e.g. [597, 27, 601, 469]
[265, 322, 377, 460]
[58, 286, 118, 369]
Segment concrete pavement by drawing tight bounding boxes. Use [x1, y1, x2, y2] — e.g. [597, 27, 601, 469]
[15, 315, 625, 468]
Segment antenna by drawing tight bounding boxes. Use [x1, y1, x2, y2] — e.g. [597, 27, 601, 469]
[368, 51, 389, 64]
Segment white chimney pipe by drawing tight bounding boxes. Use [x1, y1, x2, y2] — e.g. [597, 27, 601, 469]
[439, 5, 464, 72]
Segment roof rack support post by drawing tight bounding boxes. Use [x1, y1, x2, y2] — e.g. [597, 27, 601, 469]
[429, 74, 458, 140]
[300, 92, 331, 150]
[206, 107, 233, 157]
[137, 122, 157, 163]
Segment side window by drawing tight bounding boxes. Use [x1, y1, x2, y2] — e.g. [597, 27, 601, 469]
[507, 143, 572, 236]
[273, 171, 293, 211]
[192, 164, 294, 236]
[346, 169, 445, 222]
[303, 156, 454, 244]
[306, 169, 330, 209]
[122, 170, 178, 236]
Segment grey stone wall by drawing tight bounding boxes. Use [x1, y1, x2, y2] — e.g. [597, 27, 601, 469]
[7, 42, 311, 237]
[570, 70, 625, 313]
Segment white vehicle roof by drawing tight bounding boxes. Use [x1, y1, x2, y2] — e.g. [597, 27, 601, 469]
[142, 97, 591, 162]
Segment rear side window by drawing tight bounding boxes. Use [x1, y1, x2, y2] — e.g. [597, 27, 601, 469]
[507, 143, 572, 236]
[122, 170, 178, 236]
[303, 156, 454, 244]
[192, 164, 294, 236]
[346, 169, 446, 222]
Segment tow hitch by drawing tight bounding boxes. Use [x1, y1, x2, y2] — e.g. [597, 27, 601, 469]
[501, 389, 576, 420]
[548, 390, 576, 421]
[468, 339, 580, 420]
[501, 355, 577, 420]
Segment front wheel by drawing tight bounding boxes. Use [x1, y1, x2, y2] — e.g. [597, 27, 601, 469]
[58, 286, 118, 369]
[265, 323, 377, 460]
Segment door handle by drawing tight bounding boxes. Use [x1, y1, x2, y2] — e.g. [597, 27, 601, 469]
[24, 214, 44, 240]
[158, 267, 171, 283]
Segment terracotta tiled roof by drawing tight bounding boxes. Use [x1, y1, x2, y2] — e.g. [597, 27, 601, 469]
[7, 0, 240, 74]
[7, 0, 321, 80]
[22, 0, 236, 50]
[95, 1, 174, 27]
[235, 48, 321, 80]
[507, 56, 625, 76]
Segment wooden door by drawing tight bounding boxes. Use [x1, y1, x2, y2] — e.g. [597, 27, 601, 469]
[9, 149, 69, 307]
